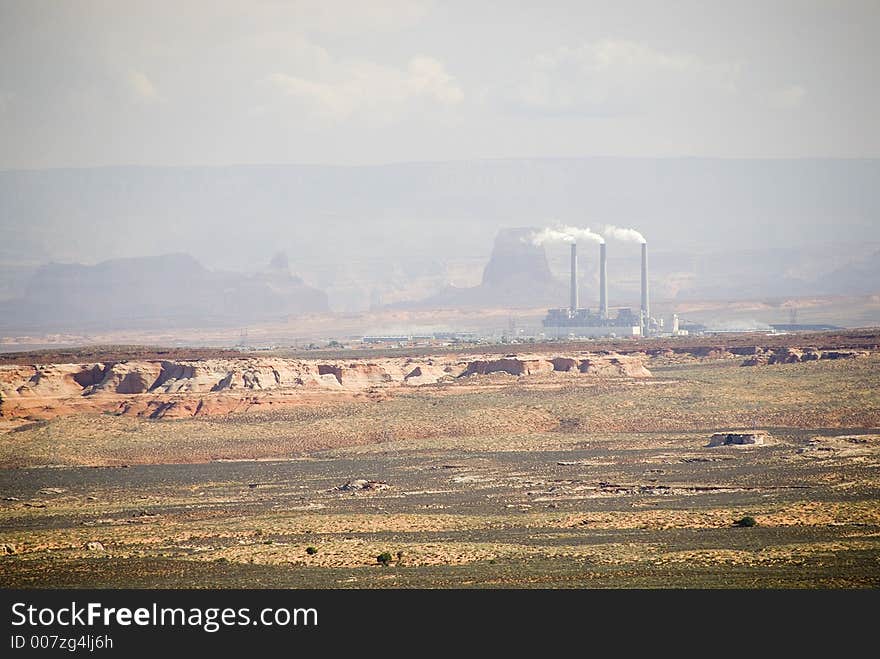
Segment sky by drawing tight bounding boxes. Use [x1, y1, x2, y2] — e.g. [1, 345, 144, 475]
[0, 0, 879, 168]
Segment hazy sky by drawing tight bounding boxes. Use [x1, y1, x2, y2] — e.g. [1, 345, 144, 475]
[1, 0, 878, 168]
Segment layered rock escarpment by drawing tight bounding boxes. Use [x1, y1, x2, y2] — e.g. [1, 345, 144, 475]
[740, 347, 868, 366]
[0, 352, 650, 421]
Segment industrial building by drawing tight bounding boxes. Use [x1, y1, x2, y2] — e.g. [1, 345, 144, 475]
[542, 241, 654, 338]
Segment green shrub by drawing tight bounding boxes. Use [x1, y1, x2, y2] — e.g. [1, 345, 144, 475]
[733, 515, 757, 527]
[306, 546, 318, 555]
[377, 552, 393, 566]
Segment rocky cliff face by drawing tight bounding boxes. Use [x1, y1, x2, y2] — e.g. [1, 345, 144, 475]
[0, 351, 651, 422]
[408, 228, 566, 309]
[740, 347, 868, 366]
[480, 228, 557, 290]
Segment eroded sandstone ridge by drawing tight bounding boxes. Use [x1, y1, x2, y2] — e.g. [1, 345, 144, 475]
[739, 347, 869, 366]
[0, 352, 650, 422]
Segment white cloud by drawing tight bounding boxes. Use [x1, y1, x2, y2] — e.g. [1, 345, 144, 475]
[518, 39, 739, 115]
[768, 84, 806, 110]
[124, 70, 160, 102]
[588, 40, 703, 75]
[406, 57, 464, 105]
[266, 54, 463, 121]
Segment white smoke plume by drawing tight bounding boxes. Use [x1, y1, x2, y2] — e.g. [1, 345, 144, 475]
[603, 225, 646, 243]
[530, 227, 574, 245]
[529, 225, 605, 246]
[559, 225, 605, 244]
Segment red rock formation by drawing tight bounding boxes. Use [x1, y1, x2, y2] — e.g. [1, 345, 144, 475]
[0, 351, 653, 422]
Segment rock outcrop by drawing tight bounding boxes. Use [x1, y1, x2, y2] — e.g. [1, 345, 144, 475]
[0, 351, 652, 422]
[336, 479, 390, 492]
[578, 356, 652, 378]
[458, 353, 650, 379]
[741, 348, 867, 366]
[707, 431, 770, 447]
[461, 358, 554, 377]
[406, 228, 567, 309]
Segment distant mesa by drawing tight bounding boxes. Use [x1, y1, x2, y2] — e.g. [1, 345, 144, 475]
[2, 159, 880, 310]
[0, 252, 328, 332]
[405, 227, 566, 309]
[820, 250, 880, 295]
[269, 251, 290, 272]
[481, 227, 557, 290]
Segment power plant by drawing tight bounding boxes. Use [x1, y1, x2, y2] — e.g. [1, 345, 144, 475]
[542, 239, 653, 338]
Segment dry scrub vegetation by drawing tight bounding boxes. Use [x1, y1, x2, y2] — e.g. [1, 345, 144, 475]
[2, 356, 878, 467]
[1, 348, 878, 587]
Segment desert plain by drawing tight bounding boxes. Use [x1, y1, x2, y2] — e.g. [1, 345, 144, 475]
[1, 331, 879, 588]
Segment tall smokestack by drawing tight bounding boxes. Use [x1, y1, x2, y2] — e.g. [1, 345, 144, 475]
[599, 242, 608, 318]
[569, 243, 578, 312]
[640, 242, 649, 333]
